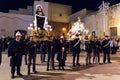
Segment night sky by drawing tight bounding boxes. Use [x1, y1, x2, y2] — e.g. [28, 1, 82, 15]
[0, 0, 120, 13]
[45, 0, 120, 13]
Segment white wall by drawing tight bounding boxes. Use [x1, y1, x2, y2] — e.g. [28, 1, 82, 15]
[84, 11, 107, 37]
[69, 9, 87, 22]
[0, 12, 33, 37]
[85, 15, 96, 35]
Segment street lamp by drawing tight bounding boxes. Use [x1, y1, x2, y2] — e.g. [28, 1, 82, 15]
[62, 27, 66, 32]
[61, 27, 67, 38]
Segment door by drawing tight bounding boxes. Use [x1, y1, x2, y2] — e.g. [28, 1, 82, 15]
[110, 27, 117, 37]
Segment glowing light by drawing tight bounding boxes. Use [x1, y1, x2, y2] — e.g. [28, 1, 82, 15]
[62, 27, 66, 31]
[28, 26, 33, 30]
[45, 21, 48, 24]
[49, 28, 52, 31]
[45, 24, 52, 31]
[30, 23, 33, 27]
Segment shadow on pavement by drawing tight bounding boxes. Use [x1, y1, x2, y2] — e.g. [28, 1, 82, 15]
[19, 72, 65, 80]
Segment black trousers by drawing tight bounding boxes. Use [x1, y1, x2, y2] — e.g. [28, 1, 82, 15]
[41, 52, 46, 62]
[24, 53, 27, 65]
[73, 51, 80, 66]
[11, 66, 21, 76]
[47, 52, 55, 70]
[10, 55, 22, 76]
[86, 52, 92, 65]
[28, 54, 36, 72]
[58, 59, 65, 69]
[93, 49, 100, 63]
[103, 49, 111, 63]
[0, 52, 1, 64]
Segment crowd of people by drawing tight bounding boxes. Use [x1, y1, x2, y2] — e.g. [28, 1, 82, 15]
[0, 32, 120, 79]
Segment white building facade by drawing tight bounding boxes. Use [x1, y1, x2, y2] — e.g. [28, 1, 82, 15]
[0, 1, 72, 37]
[70, 2, 120, 38]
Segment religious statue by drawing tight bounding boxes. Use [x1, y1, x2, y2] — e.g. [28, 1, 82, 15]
[68, 17, 89, 40]
[29, 4, 51, 41]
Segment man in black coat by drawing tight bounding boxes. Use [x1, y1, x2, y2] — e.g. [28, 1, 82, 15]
[57, 39, 68, 70]
[23, 35, 29, 65]
[85, 38, 93, 65]
[46, 37, 58, 71]
[46, 39, 53, 71]
[93, 37, 101, 64]
[27, 36, 38, 75]
[102, 35, 111, 64]
[40, 41, 47, 63]
[8, 31, 25, 78]
[50, 37, 60, 70]
[72, 34, 81, 66]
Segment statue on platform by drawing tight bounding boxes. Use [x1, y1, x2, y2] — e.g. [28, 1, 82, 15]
[29, 4, 51, 40]
[35, 5, 47, 30]
[68, 17, 89, 40]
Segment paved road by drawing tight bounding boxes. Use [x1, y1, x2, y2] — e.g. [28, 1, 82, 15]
[0, 51, 120, 80]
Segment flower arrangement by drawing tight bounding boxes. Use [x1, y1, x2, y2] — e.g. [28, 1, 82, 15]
[30, 29, 50, 40]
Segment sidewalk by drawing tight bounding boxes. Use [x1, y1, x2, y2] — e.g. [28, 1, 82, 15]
[0, 51, 120, 80]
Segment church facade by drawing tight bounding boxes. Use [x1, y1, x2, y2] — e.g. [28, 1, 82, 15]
[70, 2, 120, 38]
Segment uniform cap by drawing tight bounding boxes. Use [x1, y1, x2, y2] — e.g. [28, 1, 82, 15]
[15, 31, 22, 36]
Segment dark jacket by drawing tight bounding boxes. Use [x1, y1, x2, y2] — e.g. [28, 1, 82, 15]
[57, 40, 67, 61]
[52, 38, 60, 53]
[102, 39, 110, 51]
[40, 41, 47, 54]
[72, 38, 81, 53]
[8, 40, 25, 57]
[27, 41, 37, 55]
[85, 40, 93, 53]
[8, 39, 25, 66]
[93, 40, 101, 50]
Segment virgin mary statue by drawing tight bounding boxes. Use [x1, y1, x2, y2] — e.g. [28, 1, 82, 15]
[68, 17, 89, 40]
